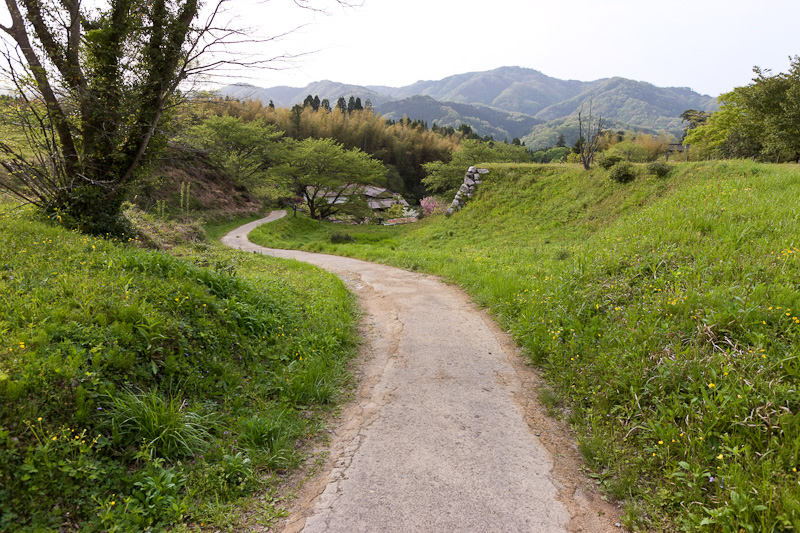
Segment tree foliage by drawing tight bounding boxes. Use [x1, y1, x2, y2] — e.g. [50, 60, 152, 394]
[194, 97, 457, 199]
[680, 109, 711, 139]
[604, 131, 671, 162]
[266, 138, 386, 220]
[0, 0, 356, 233]
[181, 116, 283, 189]
[685, 57, 800, 162]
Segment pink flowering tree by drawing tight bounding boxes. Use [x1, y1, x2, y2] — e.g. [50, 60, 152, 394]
[420, 197, 447, 217]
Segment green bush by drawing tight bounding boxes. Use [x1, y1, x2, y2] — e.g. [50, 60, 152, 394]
[94, 459, 188, 530]
[647, 161, 672, 178]
[386, 203, 406, 219]
[598, 154, 623, 169]
[608, 161, 637, 183]
[186, 451, 256, 501]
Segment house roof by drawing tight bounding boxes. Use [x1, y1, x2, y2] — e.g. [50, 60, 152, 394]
[305, 185, 408, 209]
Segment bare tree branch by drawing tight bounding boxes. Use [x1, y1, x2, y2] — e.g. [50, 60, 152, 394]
[577, 100, 604, 170]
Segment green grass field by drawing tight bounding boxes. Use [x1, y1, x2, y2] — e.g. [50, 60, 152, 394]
[250, 161, 800, 531]
[0, 204, 359, 531]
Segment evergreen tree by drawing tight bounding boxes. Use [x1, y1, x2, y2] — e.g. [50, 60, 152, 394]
[321, 98, 331, 112]
[337, 97, 347, 114]
[347, 96, 357, 114]
[290, 104, 303, 136]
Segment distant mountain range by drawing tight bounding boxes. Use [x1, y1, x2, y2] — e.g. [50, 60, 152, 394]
[219, 66, 718, 149]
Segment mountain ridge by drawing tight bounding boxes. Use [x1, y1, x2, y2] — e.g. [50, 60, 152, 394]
[218, 66, 718, 148]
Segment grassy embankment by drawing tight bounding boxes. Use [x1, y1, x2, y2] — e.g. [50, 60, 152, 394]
[250, 161, 800, 531]
[0, 204, 359, 532]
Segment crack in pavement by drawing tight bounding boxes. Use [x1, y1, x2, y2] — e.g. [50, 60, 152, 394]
[222, 212, 624, 533]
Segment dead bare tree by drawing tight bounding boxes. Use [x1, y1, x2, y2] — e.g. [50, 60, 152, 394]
[576, 101, 604, 170]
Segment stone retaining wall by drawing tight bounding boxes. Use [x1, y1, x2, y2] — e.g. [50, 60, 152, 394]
[445, 166, 488, 216]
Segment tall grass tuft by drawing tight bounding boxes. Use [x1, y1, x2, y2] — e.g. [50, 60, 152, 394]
[239, 409, 302, 468]
[105, 388, 211, 460]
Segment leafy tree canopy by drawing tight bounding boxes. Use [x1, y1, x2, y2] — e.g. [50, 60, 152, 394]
[266, 138, 386, 220]
[685, 57, 800, 162]
[181, 116, 284, 189]
[195, 97, 457, 199]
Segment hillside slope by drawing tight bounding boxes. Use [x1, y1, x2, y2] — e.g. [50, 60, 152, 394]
[0, 205, 358, 531]
[375, 95, 542, 140]
[374, 66, 587, 114]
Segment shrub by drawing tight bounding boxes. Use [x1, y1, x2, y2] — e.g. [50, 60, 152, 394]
[385, 203, 405, 219]
[401, 206, 420, 219]
[646, 161, 672, 178]
[330, 231, 355, 244]
[94, 460, 188, 530]
[608, 161, 637, 183]
[598, 154, 623, 170]
[186, 451, 256, 501]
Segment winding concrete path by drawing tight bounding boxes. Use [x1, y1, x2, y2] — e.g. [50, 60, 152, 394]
[222, 212, 621, 532]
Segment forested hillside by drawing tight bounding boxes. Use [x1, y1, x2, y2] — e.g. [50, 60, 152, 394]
[220, 66, 719, 147]
[375, 95, 542, 141]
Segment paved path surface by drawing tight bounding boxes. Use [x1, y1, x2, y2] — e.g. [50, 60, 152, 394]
[222, 212, 621, 532]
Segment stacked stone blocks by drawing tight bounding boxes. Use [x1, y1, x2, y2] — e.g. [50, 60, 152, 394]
[445, 166, 489, 216]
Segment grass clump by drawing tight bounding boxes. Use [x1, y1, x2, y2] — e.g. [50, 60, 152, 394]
[330, 231, 356, 244]
[0, 204, 358, 531]
[250, 161, 800, 531]
[105, 388, 212, 460]
[238, 409, 302, 469]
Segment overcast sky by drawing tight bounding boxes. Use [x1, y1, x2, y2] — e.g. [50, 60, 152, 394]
[0, 0, 796, 97]
[217, 0, 799, 97]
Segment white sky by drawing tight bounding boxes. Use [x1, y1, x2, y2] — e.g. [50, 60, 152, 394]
[1, 0, 797, 98]
[220, 0, 799, 97]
